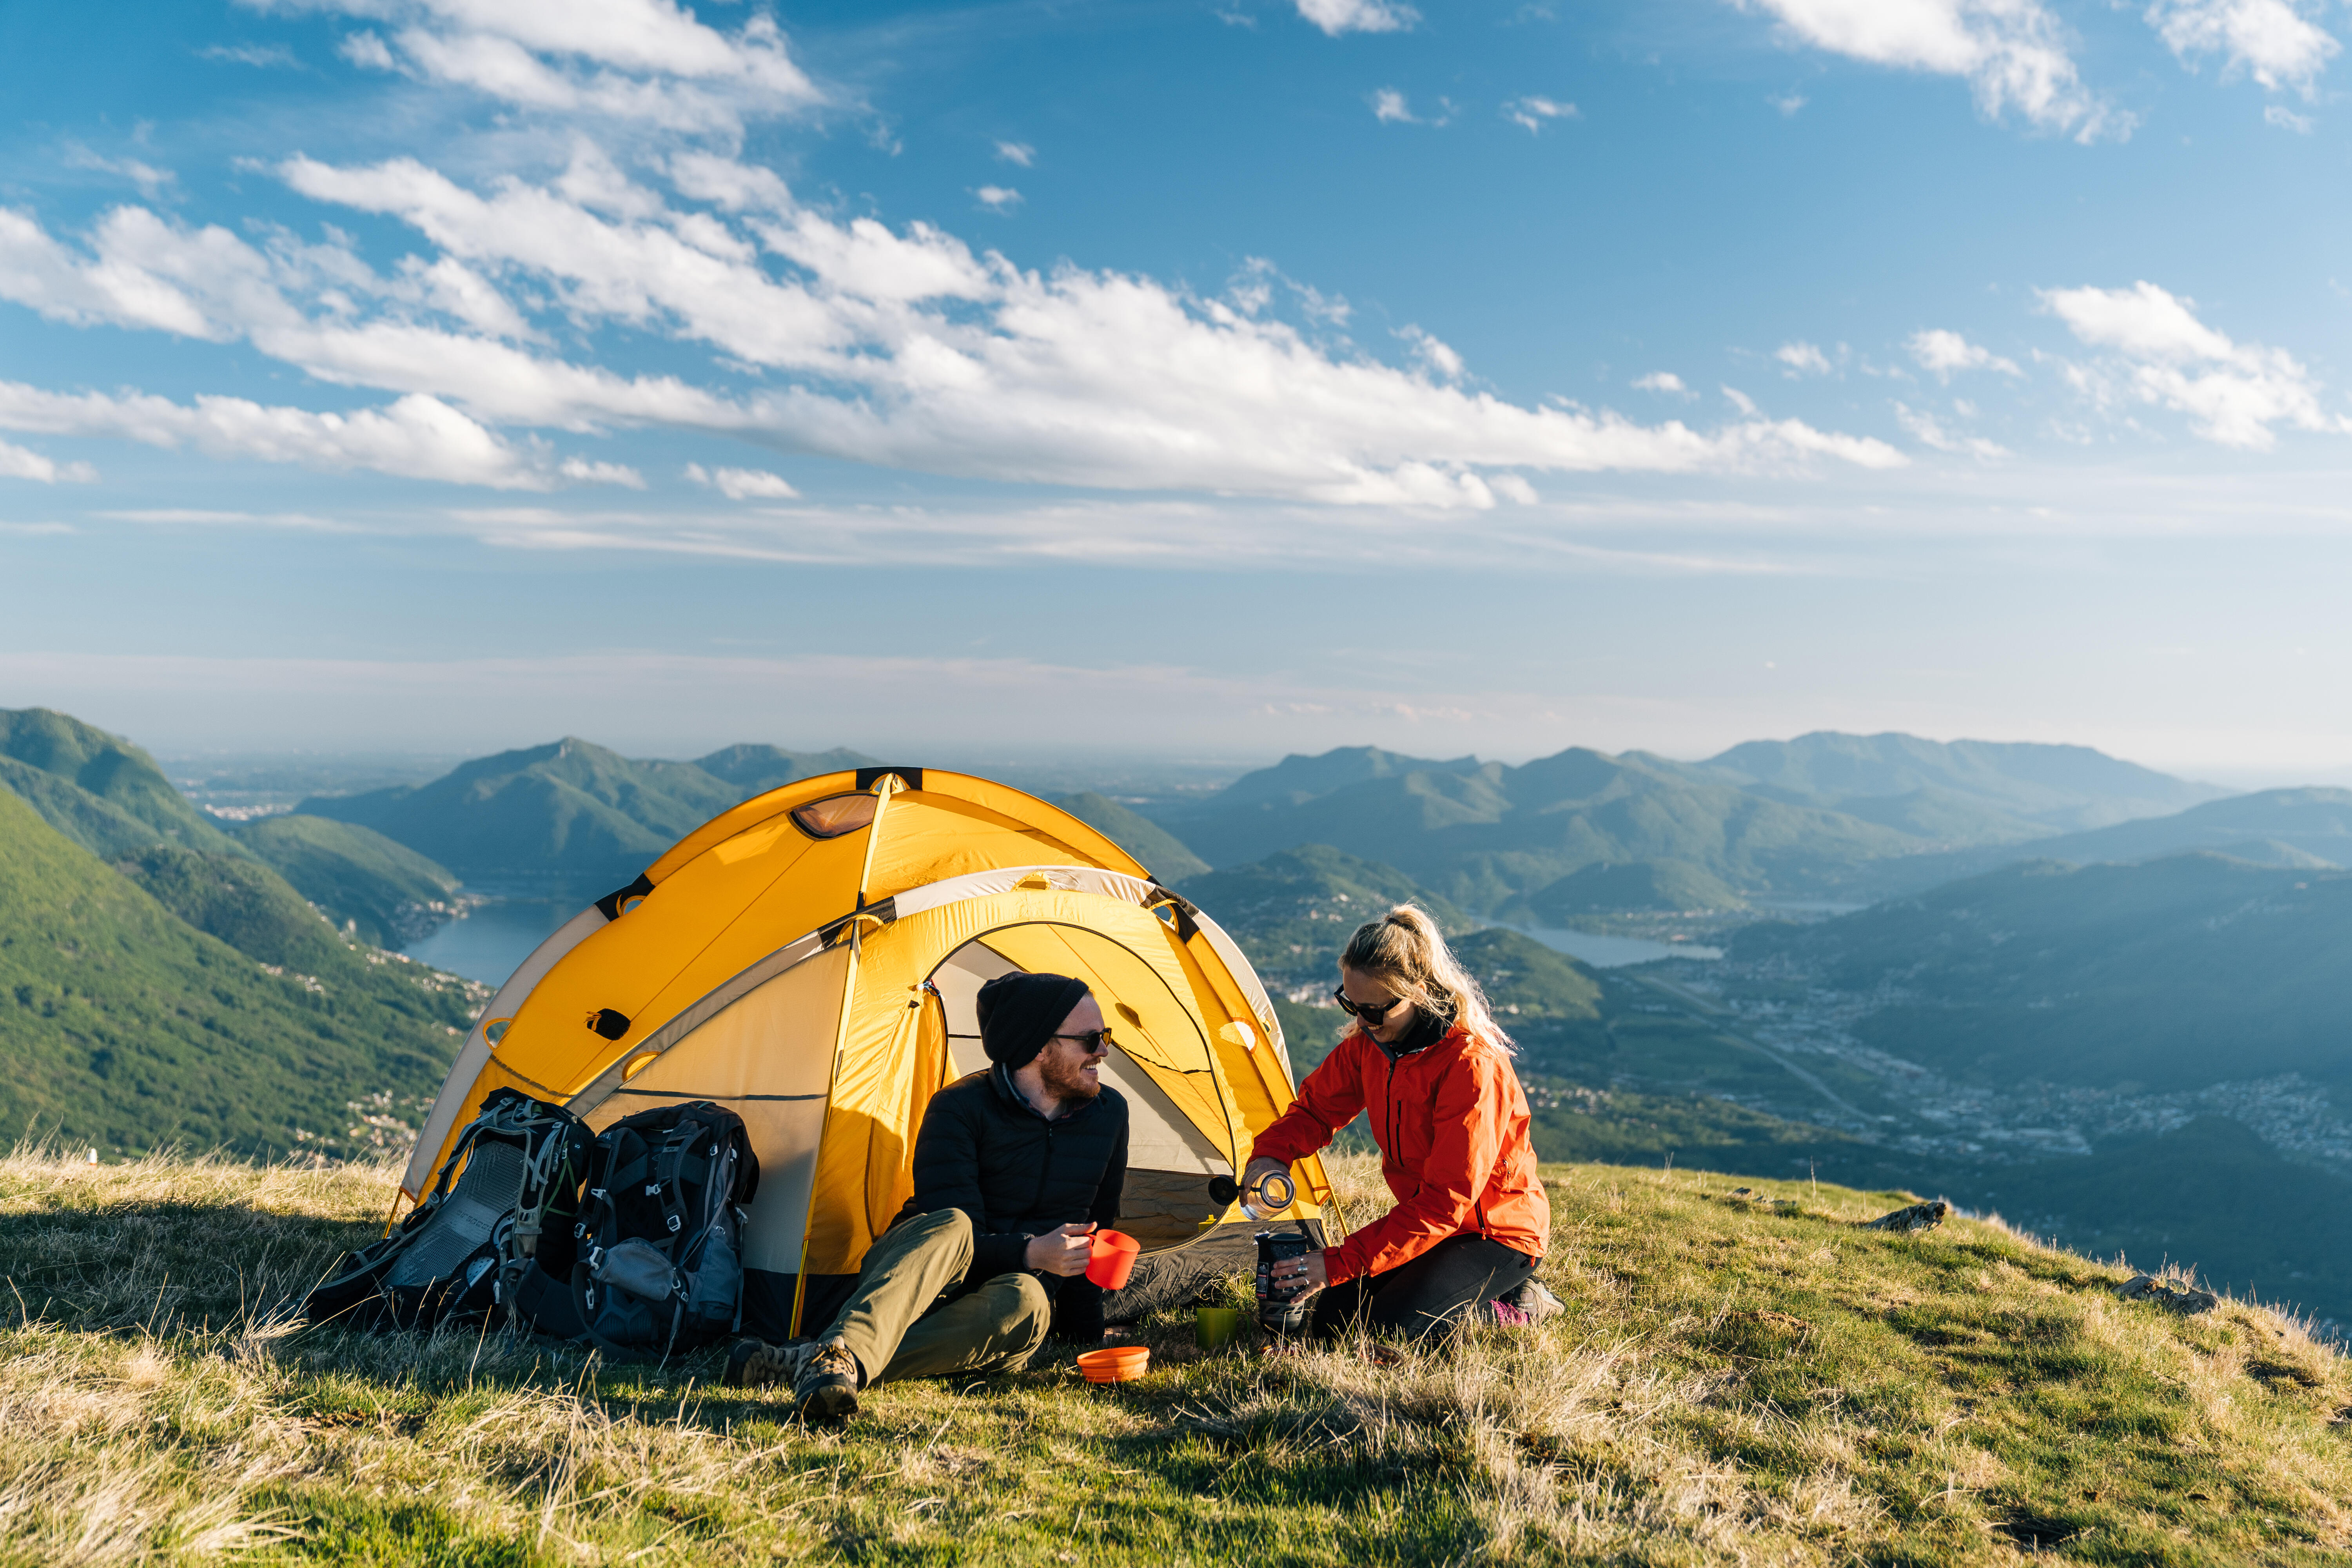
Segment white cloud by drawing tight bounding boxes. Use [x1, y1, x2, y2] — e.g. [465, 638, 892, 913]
[685, 461, 799, 499]
[1893, 401, 2008, 457]
[1503, 95, 1578, 132]
[1372, 88, 1417, 123]
[1722, 385, 1760, 416]
[1396, 325, 1465, 381]
[973, 185, 1023, 211]
[0, 34, 1913, 509]
[1770, 91, 1808, 113]
[2147, 0, 2337, 95]
[1737, 0, 2127, 141]
[63, 146, 179, 197]
[1296, 0, 1418, 35]
[200, 42, 301, 67]
[1776, 340, 1834, 375]
[2042, 280, 2351, 449]
[0, 381, 632, 488]
[2265, 102, 2317, 130]
[1634, 372, 1693, 396]
[1907, 327, 2022, 379]
[994, 141, 1035, 166]
[244, 0, 820, 134]
[0, 438, 98, 483]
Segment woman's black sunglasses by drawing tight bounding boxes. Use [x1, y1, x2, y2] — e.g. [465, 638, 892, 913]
[1332, 989, 1402, 1024]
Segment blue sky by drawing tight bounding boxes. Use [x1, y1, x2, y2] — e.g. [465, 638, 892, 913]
[3, 0, 2350, 779]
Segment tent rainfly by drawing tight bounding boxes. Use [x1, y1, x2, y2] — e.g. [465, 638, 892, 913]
[402, 766, 1341, 1336]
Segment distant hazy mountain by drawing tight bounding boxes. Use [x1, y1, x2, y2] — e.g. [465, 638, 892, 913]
[1733, 852, 2352, 1094]
[1052, 792, 1208, 880]
[1153, 734, 2229, 914]
[0, 787, 476, 1158]
[1681, 731, 2225, 834]
[232, 815, 462, 947]
[1158, 746, 1921, 912]
[1209, 746, 1485, 810]
[694, 744, 879, 795]
[298, 738, 748, 884]
[0, 708, 239, 857]
[298, 739, 898, 886]
[1851, 787, 2352, 898]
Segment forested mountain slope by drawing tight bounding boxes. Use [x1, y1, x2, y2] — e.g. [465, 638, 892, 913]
[0, 789, 479, 1159]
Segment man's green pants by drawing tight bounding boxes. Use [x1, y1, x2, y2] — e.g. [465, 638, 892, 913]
[820, 1208, 1054, 1386]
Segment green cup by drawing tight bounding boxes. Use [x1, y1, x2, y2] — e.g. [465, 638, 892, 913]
[1196, 1307, 1242, 1349]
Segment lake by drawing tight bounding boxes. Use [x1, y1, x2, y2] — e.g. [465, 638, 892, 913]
[403, 893, 583, 988]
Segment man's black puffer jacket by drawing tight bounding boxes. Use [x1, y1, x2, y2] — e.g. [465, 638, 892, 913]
[894, 1064, 1128, 1335]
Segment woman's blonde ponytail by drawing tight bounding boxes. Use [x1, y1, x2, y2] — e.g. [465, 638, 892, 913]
[1339, 904, 1513, 1053]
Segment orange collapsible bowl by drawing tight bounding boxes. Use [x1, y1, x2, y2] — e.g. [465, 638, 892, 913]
[1076, 1346, 1151, 1383]
[1085, 1229, 1141, 1290]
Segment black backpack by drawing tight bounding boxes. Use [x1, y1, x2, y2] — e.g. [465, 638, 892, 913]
[533, 1101, 758, 1358]
[305, 1088, 592, 1332]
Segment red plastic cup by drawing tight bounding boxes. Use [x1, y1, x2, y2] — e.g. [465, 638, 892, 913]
[1085, 1228, 1140, 1290]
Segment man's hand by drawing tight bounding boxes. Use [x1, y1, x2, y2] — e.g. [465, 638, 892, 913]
[1270, 1248, 1329, 1298]
[1025, 1223, 1095, 1277]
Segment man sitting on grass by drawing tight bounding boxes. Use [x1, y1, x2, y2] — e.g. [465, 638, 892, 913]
[724, 971, 1129, 1423]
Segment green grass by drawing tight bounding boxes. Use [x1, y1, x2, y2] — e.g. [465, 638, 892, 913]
[7, 1146, 2350, 1564]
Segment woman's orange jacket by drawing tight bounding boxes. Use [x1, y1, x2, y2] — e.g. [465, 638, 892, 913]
[1251, 1022, 1549, 1286]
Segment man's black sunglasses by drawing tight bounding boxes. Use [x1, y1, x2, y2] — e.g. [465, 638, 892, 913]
[1332, 989, 1402, 1024]
[1051, 1028, 1117, 1053]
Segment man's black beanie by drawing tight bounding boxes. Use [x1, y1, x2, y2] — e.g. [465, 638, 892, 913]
[976, 971, 1093, 1069]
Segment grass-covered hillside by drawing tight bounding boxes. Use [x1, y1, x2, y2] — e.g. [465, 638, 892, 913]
[7, 1146, 2350, 1564]
[1, 706, 242, 859]
[0, 788, 483, 1160]
[232, 814, 464, 948]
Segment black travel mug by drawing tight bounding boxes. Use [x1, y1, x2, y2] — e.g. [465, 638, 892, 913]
[1253, 1228, 1313, 1338]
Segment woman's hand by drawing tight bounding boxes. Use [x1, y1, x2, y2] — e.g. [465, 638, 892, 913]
[1269, 1249, 1329, 1297]
[1025, 1223, 1094, 1277]
[1242, 1155, 1289, 1191]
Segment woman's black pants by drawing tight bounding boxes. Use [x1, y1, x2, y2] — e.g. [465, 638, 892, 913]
[1310, 1234, 1539, 1342]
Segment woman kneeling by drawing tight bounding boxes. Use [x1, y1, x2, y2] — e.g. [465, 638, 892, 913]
[1245, 906, 1550, 1340]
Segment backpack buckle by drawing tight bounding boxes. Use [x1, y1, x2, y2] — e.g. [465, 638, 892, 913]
[644, 1182, 662, 1196]
[667, 1214, 682, 1233]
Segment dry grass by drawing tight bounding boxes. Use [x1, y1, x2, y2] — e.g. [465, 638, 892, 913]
[5, 1147, 2351, 1564]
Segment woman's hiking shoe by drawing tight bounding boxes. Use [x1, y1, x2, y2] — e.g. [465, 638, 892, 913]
[1497, 1278, 1565, 1324]
[723, 1337, 815, 1389]
[793, 1340, 863, 1423]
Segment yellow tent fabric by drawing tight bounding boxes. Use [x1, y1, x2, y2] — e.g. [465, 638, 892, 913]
[403, 767, 1339, 1335]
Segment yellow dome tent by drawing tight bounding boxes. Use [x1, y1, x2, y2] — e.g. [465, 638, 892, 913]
[401, 766, 1339, 1336]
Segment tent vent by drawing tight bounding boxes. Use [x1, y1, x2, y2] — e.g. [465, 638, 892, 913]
[855, 766, 924, 792]
[792, 793, 878, 839]
[587, 1007, 632, 1041]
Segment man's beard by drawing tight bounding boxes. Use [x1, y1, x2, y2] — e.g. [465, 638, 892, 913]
[1042, 1050, 1103, 1101]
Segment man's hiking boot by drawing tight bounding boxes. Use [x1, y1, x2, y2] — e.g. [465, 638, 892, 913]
[722, 1337, 815, 1390]
[793, 1339, 863, 1423]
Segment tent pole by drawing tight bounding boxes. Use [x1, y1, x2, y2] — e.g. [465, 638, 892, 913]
[789, 770, 907, 1338]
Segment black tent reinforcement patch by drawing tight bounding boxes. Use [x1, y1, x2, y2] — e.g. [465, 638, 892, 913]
[587, 1007, 632, 1041]
[855, 766, 924, 792]
[596, 873, 655, 921]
